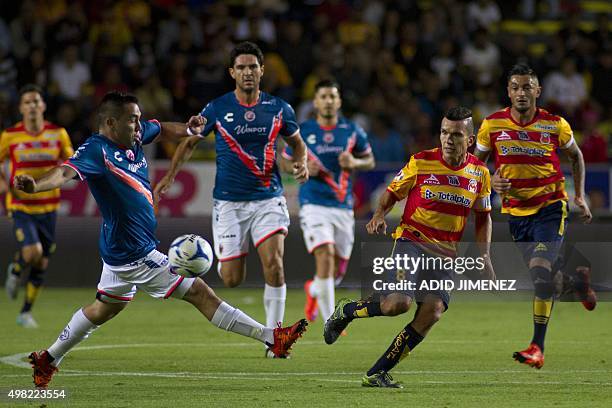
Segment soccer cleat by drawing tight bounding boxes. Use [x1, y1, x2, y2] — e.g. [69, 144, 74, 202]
[304, 280, 318, 322]
[513, 343, 544, 369]
[574, 267, 597, 311]
[17, 312, 39, 329]
[267, 319, 308, 358]
[29, 350, 58, 388]
[362, 371, 403, 388]
[265, 348, 290, 359]
[5, 264, 19, 300]
[323, 298, 353, 345]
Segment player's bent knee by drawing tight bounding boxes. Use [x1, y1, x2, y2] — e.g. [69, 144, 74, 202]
[529, 257, 551, 270]
[22, 244, 44, 265]
[221, 272, 244, 288]
[84, 300, 127, 325]
[32, 256, 49, 270]
[381, 294, 412, 316]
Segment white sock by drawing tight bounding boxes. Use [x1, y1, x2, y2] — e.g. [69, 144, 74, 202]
[263, 284, 286, 328]
[211, 301, 274, 344]
[309, 277, 320, 298]
[48, 309, 98, 366]
[317, 277, 335, 321]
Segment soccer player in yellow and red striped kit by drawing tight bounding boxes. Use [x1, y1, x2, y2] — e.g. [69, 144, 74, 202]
[324, 107, 495, 388]
[0, 85, 74, 328]
[474, 63, 594, 369]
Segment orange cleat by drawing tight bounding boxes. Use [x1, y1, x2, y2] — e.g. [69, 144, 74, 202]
[29, 350, 58, 388]
[574, 267, 597, 311]
[304, 280, 318, 322]
[513, 343, 544, 369]
[267, 319, 308, 358]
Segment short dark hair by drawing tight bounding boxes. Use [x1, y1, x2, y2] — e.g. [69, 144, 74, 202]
[444, 106, 474, 135]
[97, 91, 139, 123]
[314, 79, 341, 94]
[507, 63, 538, 82]
[230, 41, 264, 67]
[19, 84, 44, 100]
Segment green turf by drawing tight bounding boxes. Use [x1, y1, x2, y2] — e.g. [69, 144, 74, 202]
[0, 288, 610, 407]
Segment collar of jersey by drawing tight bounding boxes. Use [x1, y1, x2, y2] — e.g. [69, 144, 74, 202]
[233, 90, 261, 107]
[95, 133, 134, 150]
[437, 147, 470, 171]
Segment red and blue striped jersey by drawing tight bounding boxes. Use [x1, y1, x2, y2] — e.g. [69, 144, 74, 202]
[199, 91, 299, 201]
[63, 120, 161, 265]
[283, 117, 371, 209]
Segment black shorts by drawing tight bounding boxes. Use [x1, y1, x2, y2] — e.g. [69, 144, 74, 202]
[509, 201, 568, 265]
[380, 239, 453, 310]
[11, 211, 57, 256]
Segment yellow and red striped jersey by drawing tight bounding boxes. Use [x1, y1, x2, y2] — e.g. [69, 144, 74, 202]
[0, 121, 74, 214]
[387, 148, 491, 254]
[477, 107, 573, 216]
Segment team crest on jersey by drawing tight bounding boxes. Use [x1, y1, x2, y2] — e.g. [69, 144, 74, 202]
[126, 149, 135, 161]
[518, 131, 530, 141]
[496, 131, 511, 141]
[540, 133, 550, 144]
[468, 178, 478, 193]
[424, 174, 440, 184]
[447, 175, 460, 186]
[244, 111, 256, 122]
[323, 132, 334, 143]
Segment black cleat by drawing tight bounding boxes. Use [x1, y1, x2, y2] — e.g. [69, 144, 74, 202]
[323, 298, 353, 345]
[362, 371, 403, 388]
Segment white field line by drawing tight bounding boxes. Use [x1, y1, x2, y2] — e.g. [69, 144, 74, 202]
[1, 343, 611, 387]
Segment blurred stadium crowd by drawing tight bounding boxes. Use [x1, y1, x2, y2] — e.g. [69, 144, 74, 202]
[0, 0, 610, 164]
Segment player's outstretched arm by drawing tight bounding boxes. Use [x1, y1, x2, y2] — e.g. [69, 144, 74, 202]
[474, 210, 496, 281]
[563, 143, 592, 224]
[14, 165, 77, 194]
[366, 190, 397, 235]
[284, 133, 309, 184]
[156, 116, 206, 143]
[153, 135, 201, 205]
[338, 151, 375, 171]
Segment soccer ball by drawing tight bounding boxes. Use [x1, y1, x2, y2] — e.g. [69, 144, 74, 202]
[168, 234, 214, 277]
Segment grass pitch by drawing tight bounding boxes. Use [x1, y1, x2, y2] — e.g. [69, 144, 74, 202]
[0, 288, 610, 407]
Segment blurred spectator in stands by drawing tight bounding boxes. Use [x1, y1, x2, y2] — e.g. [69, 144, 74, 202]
[164, 53, 192, 118]
[337, 46, 373, 109]
[262, 52, 294, 102]
[235, 3, 276, 46]
[588, 13, 611, 55]
[0, 46, 18, 101]
[113, 0, 151, 32]
[579, 111, 607, 163]
[313, 30, 344, 70]
[191, 48, 227, 104]
[369, 114, 406, 165]
[338, 7, 379, 47]
[0, 91, 13, 130]
[466, 0, 501, 32]
[124, 28, 157, 85]
[35, 0, 67, 26]
[500, 34, 540, 75]
[0, 17, 11, 55]
[89, 8, 133, 63]
[203, 2, 232, 37]
[136, 73, 173, 120]
[416, 71, 444, 126]
[591, 48, 611, 109]
[557, 14, 588, 54]
[431, 39, 458, 92]
[419, 10, 446, 59]
[521, 0, 560, 20]
[10, 0, 45, 60]
[412, 114, 436, 153]
[316, 0, 351, 29]
[277, 20, 313, 88]
[55, 101, 88, 147]
[50, 45, 92, 102]
[381, 8, 400, 50]
[47, 1, 87, 57]
[18, 47, 48, 90]
[542, 57, 586, 118]
[461, 27, 500, 87]
[395, 21, 425, 75]
[474, 86, 502, 125]
[157, 4, 203, 58]
[375, 49, 409, 94]
[94, 64, 128, 104]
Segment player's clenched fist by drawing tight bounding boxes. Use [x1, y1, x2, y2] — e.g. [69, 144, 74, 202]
[187, 115, 206, 135]
[366, 213, 387, 235]
[293, 161, 309, 184]
[14, 174, 37, 193]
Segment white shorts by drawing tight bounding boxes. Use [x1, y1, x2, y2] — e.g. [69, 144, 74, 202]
[299, 204, 355, 260]
[213, 196, 290, 262]
[97, 249, 195, 303]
